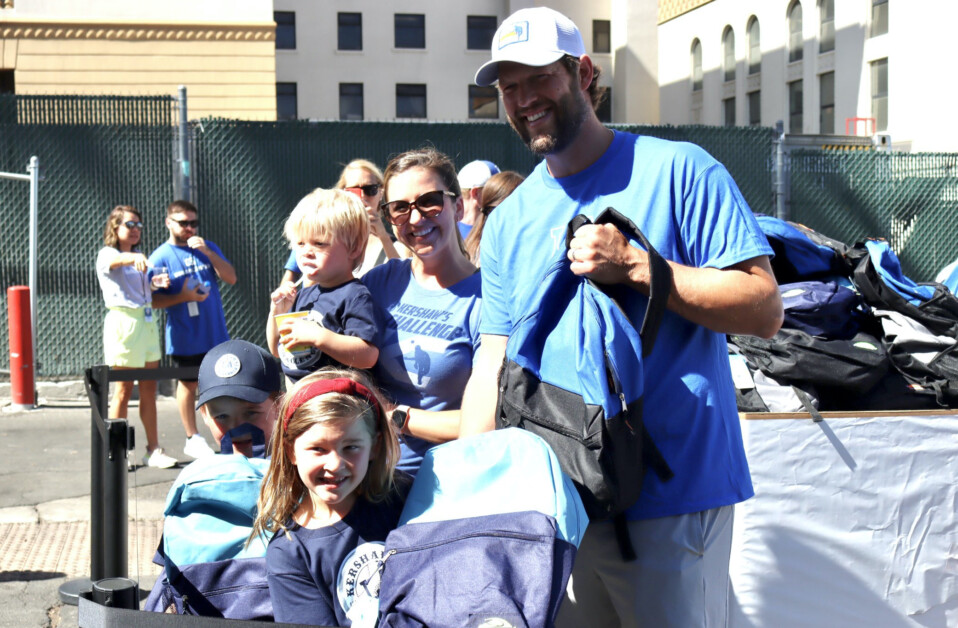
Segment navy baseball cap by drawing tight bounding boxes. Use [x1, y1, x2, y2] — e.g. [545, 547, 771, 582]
[196, 340, 282, 410]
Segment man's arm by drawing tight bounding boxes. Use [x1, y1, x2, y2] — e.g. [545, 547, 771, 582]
[568, 224, 783, 339]
[188, 237, 237, 285]
[151, 280, 208, 309]
[458, 334, 508, 437]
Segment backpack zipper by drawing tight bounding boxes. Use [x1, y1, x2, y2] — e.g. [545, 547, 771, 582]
[604, 351, 631, 422]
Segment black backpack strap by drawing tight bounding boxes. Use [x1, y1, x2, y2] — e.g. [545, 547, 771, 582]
[612, 513, 637, 562]
[792, 386, 824, 422]
[565, 207, 673, 356]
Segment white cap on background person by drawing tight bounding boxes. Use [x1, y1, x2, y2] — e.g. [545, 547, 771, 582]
[474, 7, 585, 87]
[458, 160, 501, 191]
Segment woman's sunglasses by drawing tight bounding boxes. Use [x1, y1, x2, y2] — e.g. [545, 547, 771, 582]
[344, 184, 382, 198]
[380, 190, 457, 226]
[124, 221, 144, 230]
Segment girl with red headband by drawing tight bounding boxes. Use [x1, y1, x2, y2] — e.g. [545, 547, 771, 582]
[250, 368, 407, 627]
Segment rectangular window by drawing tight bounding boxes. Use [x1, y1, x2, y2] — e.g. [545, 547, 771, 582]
[340, 83, 364, 121]
[467, 16, 497, 51]
[276, 82, 297, 121]
[274, 11, 296, 50]
[596, 86, 612, 123]
[820, 0, 834, 52]
[593, 20, 611, 54]
[396, 83, 426, 118]
[789, 79, 803, 133]
[871, 58, 888, 132]
[0, 70, 14, 94]
[723, 97, 736, 127]
[395, 14, 425, 49]
[748, 90, 761, 126]
[871, 0, 888, 37]
[338, 12, 362, 51]
[469, 85, 498, 119]
[819, 72, 835, 134]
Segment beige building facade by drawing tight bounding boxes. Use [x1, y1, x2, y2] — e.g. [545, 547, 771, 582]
[0, 0, 278, 120]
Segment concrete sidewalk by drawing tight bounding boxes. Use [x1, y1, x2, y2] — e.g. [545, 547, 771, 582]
[0, 388, 216, 628]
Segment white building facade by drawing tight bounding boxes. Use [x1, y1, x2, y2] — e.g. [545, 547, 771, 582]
[657, 0, 958, 152]
[271, 0, 660, 125]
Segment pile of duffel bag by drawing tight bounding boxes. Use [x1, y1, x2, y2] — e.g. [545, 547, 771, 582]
[729, 214, 958, 412]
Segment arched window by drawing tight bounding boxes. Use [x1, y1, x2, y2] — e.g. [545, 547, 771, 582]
[691, 39, 703, 92]
[747, 17, 761, 74]
[723, 27, 736, 82]
[820, 0, 835, 52]
[788, 1, 803, 62]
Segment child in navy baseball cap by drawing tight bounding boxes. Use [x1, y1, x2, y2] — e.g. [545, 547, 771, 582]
[196, 339, 282, 457]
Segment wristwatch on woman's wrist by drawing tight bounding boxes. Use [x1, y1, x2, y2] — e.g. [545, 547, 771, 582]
[391, 405, 410, 434]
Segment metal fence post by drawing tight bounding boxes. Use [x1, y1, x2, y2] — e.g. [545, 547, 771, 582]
[774, 121, 788, 221]
[176, 85, 191, 202]
[27, 156, 39, 376]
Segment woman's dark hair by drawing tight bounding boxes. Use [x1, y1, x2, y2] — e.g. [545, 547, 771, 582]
[464, 171, 525, 265]
[102, 205, 142, 251]
[382, 147, 461, 200]
[560, 55, 609, 112]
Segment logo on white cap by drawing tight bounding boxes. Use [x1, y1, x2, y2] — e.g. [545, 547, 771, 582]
[214, 354, 242, 378]
[498, 21, 529, 50]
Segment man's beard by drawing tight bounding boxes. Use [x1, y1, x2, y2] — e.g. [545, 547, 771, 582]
[507, 81, 591, 157]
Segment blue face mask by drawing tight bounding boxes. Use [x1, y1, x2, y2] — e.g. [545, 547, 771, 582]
[219, 423, 268, 458]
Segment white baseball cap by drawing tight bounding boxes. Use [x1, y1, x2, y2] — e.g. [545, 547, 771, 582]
[474, 7, 585, 87]
[458, 160, 501, 190]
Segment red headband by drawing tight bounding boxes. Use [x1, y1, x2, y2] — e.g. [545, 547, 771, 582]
[283, 377, 382, 431]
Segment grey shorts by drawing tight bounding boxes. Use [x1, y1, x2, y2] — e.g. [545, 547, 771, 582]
[556, 505, 735, 628]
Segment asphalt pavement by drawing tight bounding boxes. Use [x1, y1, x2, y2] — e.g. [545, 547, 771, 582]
[0, 383, 215, 628]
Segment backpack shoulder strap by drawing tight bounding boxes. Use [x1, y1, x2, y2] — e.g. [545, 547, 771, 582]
[566, 207, 673, 355]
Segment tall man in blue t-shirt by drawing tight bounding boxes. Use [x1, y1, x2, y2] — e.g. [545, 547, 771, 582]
[150, 200, 237, 460]
[459, 8, 784, 628]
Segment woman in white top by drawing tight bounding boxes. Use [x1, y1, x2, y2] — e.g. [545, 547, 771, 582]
[95, 205, 176, 469]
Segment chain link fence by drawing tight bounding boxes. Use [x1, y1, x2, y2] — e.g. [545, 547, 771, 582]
[0, 95, 176, 377]
[788, 150, 958, 281]
[1, 95, 955, 376]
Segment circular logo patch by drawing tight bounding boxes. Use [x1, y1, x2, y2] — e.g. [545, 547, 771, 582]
[214, 353, 242, 378]
[336, 541, 385, 614]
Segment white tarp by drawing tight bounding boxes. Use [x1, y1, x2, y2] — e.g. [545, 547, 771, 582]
[730, 414, 958, 627]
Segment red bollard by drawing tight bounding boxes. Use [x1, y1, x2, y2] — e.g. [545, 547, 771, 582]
[7, 285, 35, 408]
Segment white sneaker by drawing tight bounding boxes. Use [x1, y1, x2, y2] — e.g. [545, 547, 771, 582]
[184, 434, 216, 459]
[144, 447, 178, 469]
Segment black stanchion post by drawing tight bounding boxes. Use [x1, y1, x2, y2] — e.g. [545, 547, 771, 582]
[90, 365, 110, 581]
[59, 365, 110, 604]
[103, 415, 129, 578]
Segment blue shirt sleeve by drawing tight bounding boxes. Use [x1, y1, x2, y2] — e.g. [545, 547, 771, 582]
[477, 202, 511, 337]
[267, 535, 338, 626]
[285, 250, 300, 274]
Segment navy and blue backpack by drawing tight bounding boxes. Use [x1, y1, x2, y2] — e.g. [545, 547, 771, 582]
[755, 214, 852, 283]
[142, 454, 272, 620]
[377, 428, 588, 628]
[494, 208, 673, 553]
[852, 239, 958, 338]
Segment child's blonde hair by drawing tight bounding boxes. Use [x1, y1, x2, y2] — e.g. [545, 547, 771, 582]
[250, 368, 400, 541]
[283, 188, 370, 272]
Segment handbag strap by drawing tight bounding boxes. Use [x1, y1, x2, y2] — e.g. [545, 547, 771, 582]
[566, 207, 673, 355]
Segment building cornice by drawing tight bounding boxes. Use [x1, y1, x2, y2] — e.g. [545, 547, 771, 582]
[0, 19, 274, 41]
[659, 0, 715, 25]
